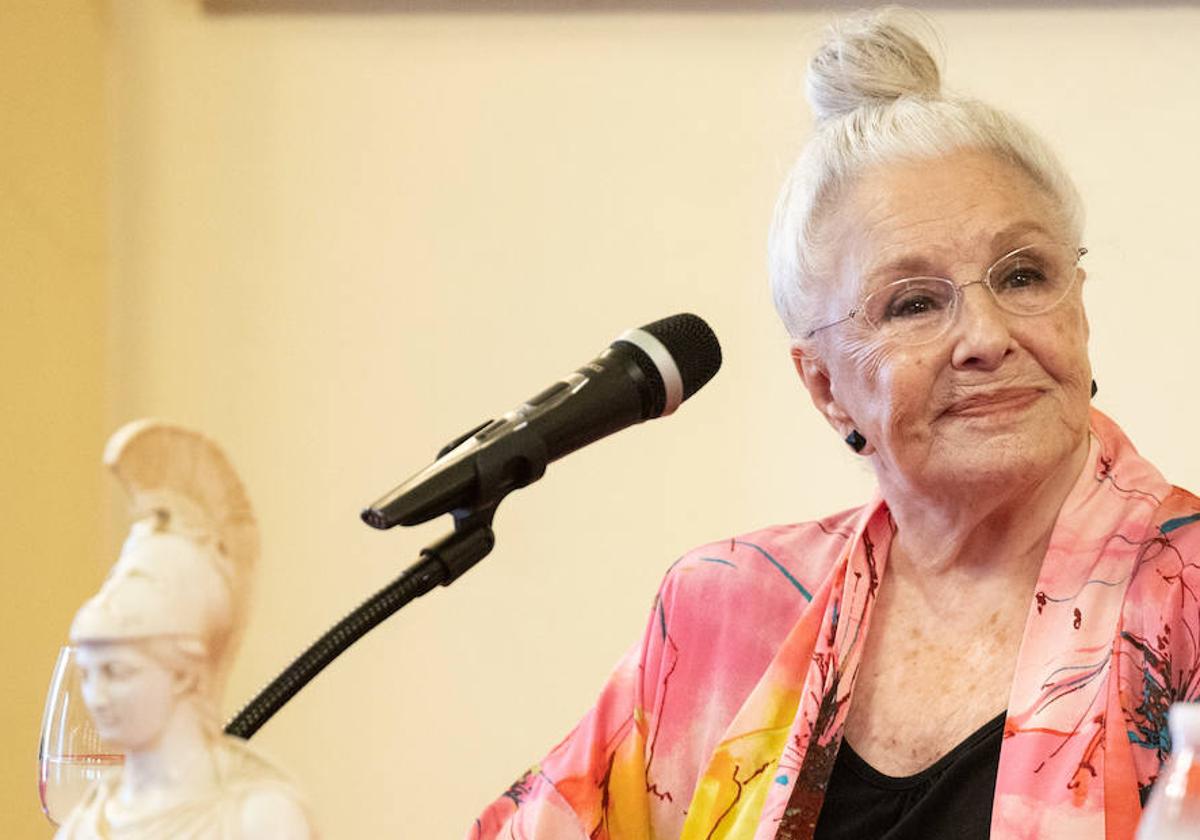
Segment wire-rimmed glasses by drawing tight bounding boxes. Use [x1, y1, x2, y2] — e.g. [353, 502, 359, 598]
[804, 243, 1087, 346]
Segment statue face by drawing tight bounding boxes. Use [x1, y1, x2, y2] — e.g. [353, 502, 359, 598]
[75, 642, 181, 752]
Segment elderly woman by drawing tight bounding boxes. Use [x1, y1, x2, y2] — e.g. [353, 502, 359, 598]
[471, 10, 1200, 840]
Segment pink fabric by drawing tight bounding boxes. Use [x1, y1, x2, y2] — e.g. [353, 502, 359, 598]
[470, 410, 1200, 839]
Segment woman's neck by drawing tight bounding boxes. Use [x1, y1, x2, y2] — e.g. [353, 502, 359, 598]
[882, 432, 1092, 594]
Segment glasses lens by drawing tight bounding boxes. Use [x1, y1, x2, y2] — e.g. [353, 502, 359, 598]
[987, 244, 1077, 315]
[862, 277, 957, 343]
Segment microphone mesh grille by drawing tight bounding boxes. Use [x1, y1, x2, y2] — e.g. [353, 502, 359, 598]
[641, 313, 723, 401]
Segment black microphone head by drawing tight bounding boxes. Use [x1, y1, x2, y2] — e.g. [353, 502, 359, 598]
[640, 313, 722, 401]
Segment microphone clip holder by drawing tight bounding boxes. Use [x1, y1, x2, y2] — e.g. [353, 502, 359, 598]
[225, 441, 529, 739]
[446, 415, 550, 523]
[421, 410, 552, 584]
[420, 501, 499, 588]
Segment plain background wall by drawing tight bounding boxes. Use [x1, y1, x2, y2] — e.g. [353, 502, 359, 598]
[5, 2, 1199, 837]
[0, 4, 107, 840]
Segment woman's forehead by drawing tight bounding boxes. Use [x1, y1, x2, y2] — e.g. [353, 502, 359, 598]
[863, 220, 1060, 278]
[828, 152, 1069, 285]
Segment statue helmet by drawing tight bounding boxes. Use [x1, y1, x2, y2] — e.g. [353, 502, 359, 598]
[70, 420, 258, 705]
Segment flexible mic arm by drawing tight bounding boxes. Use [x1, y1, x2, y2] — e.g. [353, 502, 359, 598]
[224, 497, 500, 740]
[224, 407, 559, 738]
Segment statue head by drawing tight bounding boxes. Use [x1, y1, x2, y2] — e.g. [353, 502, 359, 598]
[73, 637, 203, 751]
[69, 420, 258, 747]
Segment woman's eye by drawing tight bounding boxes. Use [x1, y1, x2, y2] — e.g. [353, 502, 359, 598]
[885, 292, 943, 320]
[998, 267, 1048, 290]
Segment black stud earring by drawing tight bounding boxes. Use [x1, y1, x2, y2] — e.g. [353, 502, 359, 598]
[845, 429, 867, 453]
[1090, 379, 1098, 399]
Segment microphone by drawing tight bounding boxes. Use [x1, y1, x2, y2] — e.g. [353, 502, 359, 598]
[361, 313, 722, 530]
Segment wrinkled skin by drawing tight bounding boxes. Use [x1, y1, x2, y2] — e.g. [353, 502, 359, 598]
[794, 149, 1092, 511]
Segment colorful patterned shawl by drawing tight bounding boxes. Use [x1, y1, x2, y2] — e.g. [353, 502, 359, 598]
[471, 409, 1200, 839]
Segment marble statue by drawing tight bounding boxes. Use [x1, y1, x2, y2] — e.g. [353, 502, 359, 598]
[55, 420, 314, 839]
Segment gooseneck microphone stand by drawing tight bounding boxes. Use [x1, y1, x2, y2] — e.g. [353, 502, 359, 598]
[224, 413, 553, 739]
[224, 413, 552, 740]
[224, 500, 498, 740]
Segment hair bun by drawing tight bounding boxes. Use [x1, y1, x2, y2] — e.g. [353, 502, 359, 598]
[806, 8, 942, 123]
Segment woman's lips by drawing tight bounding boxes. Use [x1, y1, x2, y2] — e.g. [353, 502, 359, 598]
[944, 388, 1043, 417]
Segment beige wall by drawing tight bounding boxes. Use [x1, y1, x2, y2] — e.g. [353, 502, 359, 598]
[10, 2, 1198, 837]
[0, 2, 108, 836]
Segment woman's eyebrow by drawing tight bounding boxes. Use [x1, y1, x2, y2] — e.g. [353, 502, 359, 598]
[862, 255, 939, 286]
[990, 221, 1055, 249]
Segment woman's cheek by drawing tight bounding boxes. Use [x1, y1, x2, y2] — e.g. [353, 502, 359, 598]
[838, 331, 899, 381]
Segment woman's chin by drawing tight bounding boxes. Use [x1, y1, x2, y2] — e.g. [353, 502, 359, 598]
[914, 426, 1078, 493]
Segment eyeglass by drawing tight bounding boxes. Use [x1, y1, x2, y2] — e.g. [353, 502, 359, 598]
[804, 243, 1088, 346]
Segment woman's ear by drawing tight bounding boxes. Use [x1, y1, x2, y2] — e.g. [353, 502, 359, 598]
[791, 344, 850, 430]
[790, 344, 873, 455]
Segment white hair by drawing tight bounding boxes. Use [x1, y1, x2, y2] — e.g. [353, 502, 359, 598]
[769, 7, 1085, 340]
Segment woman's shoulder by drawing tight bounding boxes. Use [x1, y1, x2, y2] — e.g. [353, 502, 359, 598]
[654, 505, 865, 629]
[669, 506, 862, 582]
[1154, 484, 1200, 540]
[1120, 484, 1200, 704]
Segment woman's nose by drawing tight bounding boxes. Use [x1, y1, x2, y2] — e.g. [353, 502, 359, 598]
[949, 283, 1014, 370]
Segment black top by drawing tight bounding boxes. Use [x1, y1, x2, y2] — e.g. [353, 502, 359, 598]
[812, 711, 1006, 840]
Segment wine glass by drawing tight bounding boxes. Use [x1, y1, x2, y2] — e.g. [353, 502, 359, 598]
[37, 646, 123, 827]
